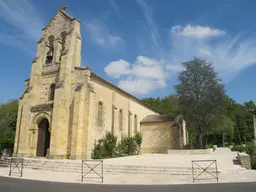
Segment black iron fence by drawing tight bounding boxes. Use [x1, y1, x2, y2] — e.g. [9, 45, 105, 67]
[191, 160, 218, 182]
[81, 160, 103, 183]
[9, 158, 23, 177]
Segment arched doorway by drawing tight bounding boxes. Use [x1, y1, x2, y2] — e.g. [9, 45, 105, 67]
[36, 118, 51, 157]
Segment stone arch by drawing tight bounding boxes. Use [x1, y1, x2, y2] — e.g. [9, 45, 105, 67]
[31, 112, 51, 132]
[29, 112, 52, 157]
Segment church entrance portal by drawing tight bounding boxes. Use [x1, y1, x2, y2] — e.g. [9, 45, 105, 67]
[36, 118, 50, 157]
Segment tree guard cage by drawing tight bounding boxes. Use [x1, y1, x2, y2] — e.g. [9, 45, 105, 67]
[81, 160, 103, 183]
[9, 158, 23, 177]
[191, 160, 219, 182]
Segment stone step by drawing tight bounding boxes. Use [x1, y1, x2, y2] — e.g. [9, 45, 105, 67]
[0, 159, 220, 175]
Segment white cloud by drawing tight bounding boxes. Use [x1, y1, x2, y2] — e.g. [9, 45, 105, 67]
[105, 56, 172, 95]
[171, 25, 226, 38]
[169, 25, 256, 82]
[118, 78, 166, 95]
[85, 20, 122, 49]
[104, 59, 131, 78]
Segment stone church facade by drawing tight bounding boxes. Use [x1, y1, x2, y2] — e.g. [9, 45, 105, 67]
[13, 7, 188, 160]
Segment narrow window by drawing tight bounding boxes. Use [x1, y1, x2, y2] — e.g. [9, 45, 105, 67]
[49, 84, 55, 101]
[134, 115, 138, 133]
[119, 109, 123, 131]
[59, 31, 67, 61]
[98, 101, 103, 127]
[111, 105, 115, 134]
[128, 111, 131, 137]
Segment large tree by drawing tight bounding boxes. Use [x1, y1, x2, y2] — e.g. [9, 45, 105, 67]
[175, 58, 225, 148]
[0, 99, 19, 151]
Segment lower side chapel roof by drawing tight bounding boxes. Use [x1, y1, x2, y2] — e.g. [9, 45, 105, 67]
[141, 115, 175, 123]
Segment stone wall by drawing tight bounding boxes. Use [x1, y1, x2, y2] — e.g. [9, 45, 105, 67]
[237, 152, 251, 169]
[89, 76, 159, 149]
[141, 121, 179, 154]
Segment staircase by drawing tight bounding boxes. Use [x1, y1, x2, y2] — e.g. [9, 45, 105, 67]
[0, 158, 220, 176]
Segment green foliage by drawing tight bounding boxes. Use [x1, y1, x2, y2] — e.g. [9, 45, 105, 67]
[0, 99, 19, 151]
[134, 132, 142, 147]
[230, 143, 256, 156]
[216, 116, 235, 137]
[122, 137, 138, 155]
[91, 133, 117, 159]
[103, 132, 117, 157]
[92, 132, 140, 159]
[244, 143, 256, 157]
[175, 58, 225, 148]
[91, 139, 105, 159]
[142, 95, 179, 116]
[230, 145, 246, 152]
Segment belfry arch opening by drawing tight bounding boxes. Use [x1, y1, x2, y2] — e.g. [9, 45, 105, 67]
[36, 118, 51, 157]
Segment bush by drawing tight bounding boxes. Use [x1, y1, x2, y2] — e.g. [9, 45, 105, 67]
[103, 132, 117, 157]
[230, 145, 246, 152]
[92, 132, 141, 159]
[92, 140, 104, 159]
[125, 137, 138, 155]
[92, 132, 117, 159]
[134, 132, 142, 147]
[244, 143, 256, 157]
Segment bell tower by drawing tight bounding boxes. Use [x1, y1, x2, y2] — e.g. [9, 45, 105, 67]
[14, 6, 83, 159]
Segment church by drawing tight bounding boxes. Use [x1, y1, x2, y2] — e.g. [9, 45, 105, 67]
[13, 6, 188, 159]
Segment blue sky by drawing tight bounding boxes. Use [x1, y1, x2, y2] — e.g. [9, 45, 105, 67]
[1, 0, 256, 104]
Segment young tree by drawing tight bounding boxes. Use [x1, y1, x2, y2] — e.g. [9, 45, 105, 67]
[216, 115, 235, 147]
[175, 58, 225, 148]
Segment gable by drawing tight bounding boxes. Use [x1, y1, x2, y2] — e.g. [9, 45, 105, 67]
[42, 9, 74, 35]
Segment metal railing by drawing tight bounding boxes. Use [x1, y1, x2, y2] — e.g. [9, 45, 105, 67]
[81, 160, 103, 183]
[191, 160, 219, 182]
[9, 158, 23, 177]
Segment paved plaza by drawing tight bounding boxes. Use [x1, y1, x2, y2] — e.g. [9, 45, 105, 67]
[0, 148, 256, 185]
